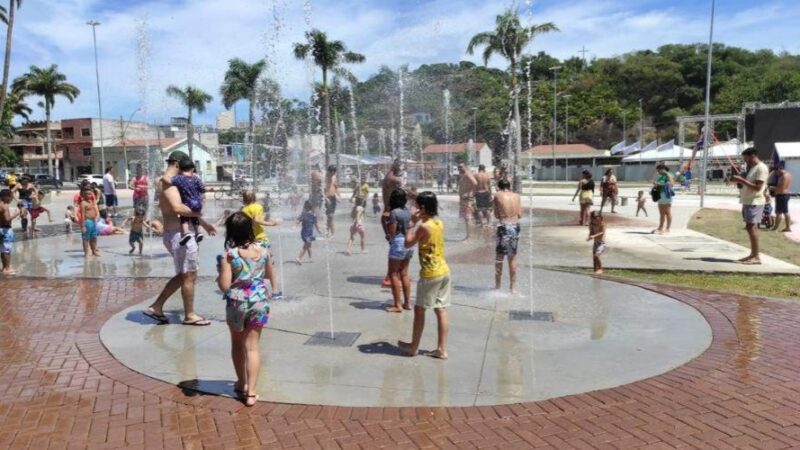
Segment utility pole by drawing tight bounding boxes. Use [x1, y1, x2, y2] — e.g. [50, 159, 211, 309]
[578, 46, 589, 68]
[549, 66, 562, 182]
[87, 20, 106, 173]
[638, 98, 644, 148]
[700, 0, 716, 208]
[563, 94, 572, 145]
[622, 110, 627, 144]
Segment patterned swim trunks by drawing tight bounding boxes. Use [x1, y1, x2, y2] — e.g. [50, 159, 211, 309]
[496, 223, 520, 256]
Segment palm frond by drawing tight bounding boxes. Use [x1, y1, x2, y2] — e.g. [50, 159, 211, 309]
[466, 31, 495, 56]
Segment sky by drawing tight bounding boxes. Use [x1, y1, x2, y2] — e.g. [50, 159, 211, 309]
[11, 0, 800, 125]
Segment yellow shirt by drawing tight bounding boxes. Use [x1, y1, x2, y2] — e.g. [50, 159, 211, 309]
[739, 161, 769, 206]
[241, 203, 269, 243]
[418, 218, 449, 279]
[359, 183, 369, 199]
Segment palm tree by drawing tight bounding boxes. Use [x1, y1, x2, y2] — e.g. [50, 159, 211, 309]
[166, 85, 212, 161]
[12, 64, 80, 176]
[293, 29, 364, 168]
[220, 58, 266, 180]
[0, 1, 23, 123]
[468, 9, 557, 192]
[0, 91, 31, 137]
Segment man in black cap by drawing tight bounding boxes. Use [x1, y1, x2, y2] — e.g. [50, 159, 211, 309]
[144, 150, 216, 325]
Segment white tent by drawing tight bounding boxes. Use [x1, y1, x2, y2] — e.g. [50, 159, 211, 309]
[622, 139, 742, 163]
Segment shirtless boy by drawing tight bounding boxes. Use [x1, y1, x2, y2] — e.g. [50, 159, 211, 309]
[475, 164, 493, 227]
[493, 179, 522, 293]
[0, 189, 21, 275]
[80, 188, 101, 257]
[457, 163, 478, 240]
[324, 165, 341, 238]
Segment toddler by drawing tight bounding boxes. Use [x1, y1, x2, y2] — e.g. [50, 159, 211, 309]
[123, 208, 151, 255]
[295, 200, 321, 264]
[372, 193, 381, 216]
[65, 205, 77, 233]
[346, 199, 366, 255]
[171, 158, 205, 246]
[80, 188, 100, 257]
[761, 193, 775, 229]
[587, 211, 606, 275]
[636, 190, 648, 217]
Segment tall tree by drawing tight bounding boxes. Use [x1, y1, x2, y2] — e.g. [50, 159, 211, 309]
[0, 0, 22, 125]
[220, 58, 266, 180]
[12, 64, 79, 176]
[0, 90, 31, 137]
[292, 29, 364, 168]
[165, 84, 212, 161]
[467, 9, 557, 191]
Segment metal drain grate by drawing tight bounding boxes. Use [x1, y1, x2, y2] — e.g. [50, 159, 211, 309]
[304, 332, 361, 347]
[508, 311, 554, 322]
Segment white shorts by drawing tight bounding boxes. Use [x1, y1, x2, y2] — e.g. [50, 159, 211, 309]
[163, 230, 198, 274]
[416, 275, 451, 309]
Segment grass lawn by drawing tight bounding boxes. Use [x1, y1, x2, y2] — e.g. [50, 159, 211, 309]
[591, 269, 800, 300]
[689, 208, 800, 266]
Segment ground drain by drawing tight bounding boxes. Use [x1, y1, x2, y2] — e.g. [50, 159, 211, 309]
[304, 332, 361, 347]
[509, 311, 554, 322]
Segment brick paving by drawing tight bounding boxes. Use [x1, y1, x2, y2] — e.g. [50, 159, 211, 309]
[1, 276, 799, 449]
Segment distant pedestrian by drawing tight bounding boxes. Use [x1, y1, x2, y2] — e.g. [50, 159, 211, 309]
[651, 164, 674, 234]
[129, 164, 150, 213]
[103, 167, 118, 217]
[771, 162, 792, 232]
[398, 191, 450, 360]
[732, 147, 769, 264]
[600, 169, 618, 213]
[572, 170, 594, 226]
[295, 200, 321, 265]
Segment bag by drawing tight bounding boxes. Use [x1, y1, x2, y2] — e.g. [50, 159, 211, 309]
[650, 186, 661, 202]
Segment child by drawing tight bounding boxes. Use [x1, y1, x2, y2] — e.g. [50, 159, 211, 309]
[16, 202, 28, 233]
[123, 208, 150, 255]
[171, 158, 205, 246]
[398, 191, 450, 360]
[216, 212, 273, 407]
[386, 189, 414, 313]
[65, 205, 77, 233]
[636, 190, 648, 217]
[241, 191, 283, 299]
[761, 193, 775, 229]
[372, 193, 381, 216]
[80, 188, 101, 257]
[1, 189, 21, 275]
[587, 211, 606, 275]
[29, 190, 52, 235]
[346, 199, 366, 255]
[295, 200, 321, 264]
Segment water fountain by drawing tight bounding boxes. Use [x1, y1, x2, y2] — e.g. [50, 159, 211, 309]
[397, 68, 405, 160]
[349, 85, 361, 179]
[413, 123, 423, 186]
[135, 16, 156, 257]
[443, 89, 451, 185]
[378, 128, 386, 156]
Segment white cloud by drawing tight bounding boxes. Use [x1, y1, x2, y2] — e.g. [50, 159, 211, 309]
[8, 0, 800, 125]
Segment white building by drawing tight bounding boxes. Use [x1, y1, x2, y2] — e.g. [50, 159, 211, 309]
[775, 142, 800, 193]
[216, 111, 235, 130]
[422, 140, 493, 173]
[103, 137, 218, 183]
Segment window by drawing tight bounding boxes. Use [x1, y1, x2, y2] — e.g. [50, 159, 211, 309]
[81, 128, 91, 137]
[82, 148, 92, 157]
[63, 128, 74, 139]
[35, 146, 43, 155]
[206, 160, 212, 174]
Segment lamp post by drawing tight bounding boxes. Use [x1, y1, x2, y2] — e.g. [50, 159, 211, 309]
[119, 108, 141, 187]
[87, 20, 106, 174]
[638, 98, 644, 148]
[549, 66, 562, 182]
[563, 94, 572, 144]
[700, 0, 716, 208]
[622, 110, 627, 144]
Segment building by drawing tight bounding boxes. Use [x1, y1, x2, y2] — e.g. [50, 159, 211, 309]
[3, 121, 63, 175]
[422, 141, 492, 174]
[104, 137, 218, 183]
[216, 110, 235, 130]
[523, 143, 617, 181]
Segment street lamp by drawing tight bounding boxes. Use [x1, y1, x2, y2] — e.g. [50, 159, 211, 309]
[700, 0, 716, 208]
[549, 66, 562, 181]
[638, 98, 644, 148]
[87, 20, 106, 174]
[120, 107, 141, 187]
[562, 94, 572, 145]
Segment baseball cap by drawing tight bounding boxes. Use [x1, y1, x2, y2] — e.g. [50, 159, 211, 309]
[166, 150, 189, 163]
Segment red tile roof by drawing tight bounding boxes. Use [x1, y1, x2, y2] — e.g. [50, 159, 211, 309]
[423, 143, 488, 154]
[525, 144, 600, 156]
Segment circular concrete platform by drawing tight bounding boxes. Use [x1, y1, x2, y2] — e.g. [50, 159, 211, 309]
[101, 266, 711, 407]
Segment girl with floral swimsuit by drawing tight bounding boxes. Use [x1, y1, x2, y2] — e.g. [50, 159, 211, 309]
[217, 212, 273, 407]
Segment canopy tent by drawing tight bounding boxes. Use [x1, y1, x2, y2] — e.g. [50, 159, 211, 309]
[622, 139, 741, 163]
[774, 142, 800, 193]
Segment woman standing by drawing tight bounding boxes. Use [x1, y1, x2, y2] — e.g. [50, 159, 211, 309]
[652, 164, 675, 234]
[600, 169, 618, 213]
[129, 165, 150, 213]
[571, 170, 595, 226]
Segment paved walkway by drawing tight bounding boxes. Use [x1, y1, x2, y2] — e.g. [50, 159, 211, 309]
[1, 276, 799, 449]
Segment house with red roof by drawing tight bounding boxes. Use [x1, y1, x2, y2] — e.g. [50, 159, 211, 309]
[422, 140, 492, 174]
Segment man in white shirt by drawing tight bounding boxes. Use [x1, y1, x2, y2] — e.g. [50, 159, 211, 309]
[732, 147, 768, 264]
[102, 167, 118, 217]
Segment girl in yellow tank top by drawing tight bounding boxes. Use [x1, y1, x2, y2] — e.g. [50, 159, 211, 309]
[418, 217, 449, 279]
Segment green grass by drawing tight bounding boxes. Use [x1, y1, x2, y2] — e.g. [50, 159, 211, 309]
[689, 208, 800, 267]
[593, 269, 800, 300]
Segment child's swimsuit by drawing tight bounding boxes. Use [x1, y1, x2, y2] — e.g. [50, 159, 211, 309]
[82, 219, 98, 240]
[223, 245, 271, 332]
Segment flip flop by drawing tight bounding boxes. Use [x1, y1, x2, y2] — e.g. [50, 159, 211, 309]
[143, 309, 169, 323]
[182, 318, 211, 326]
